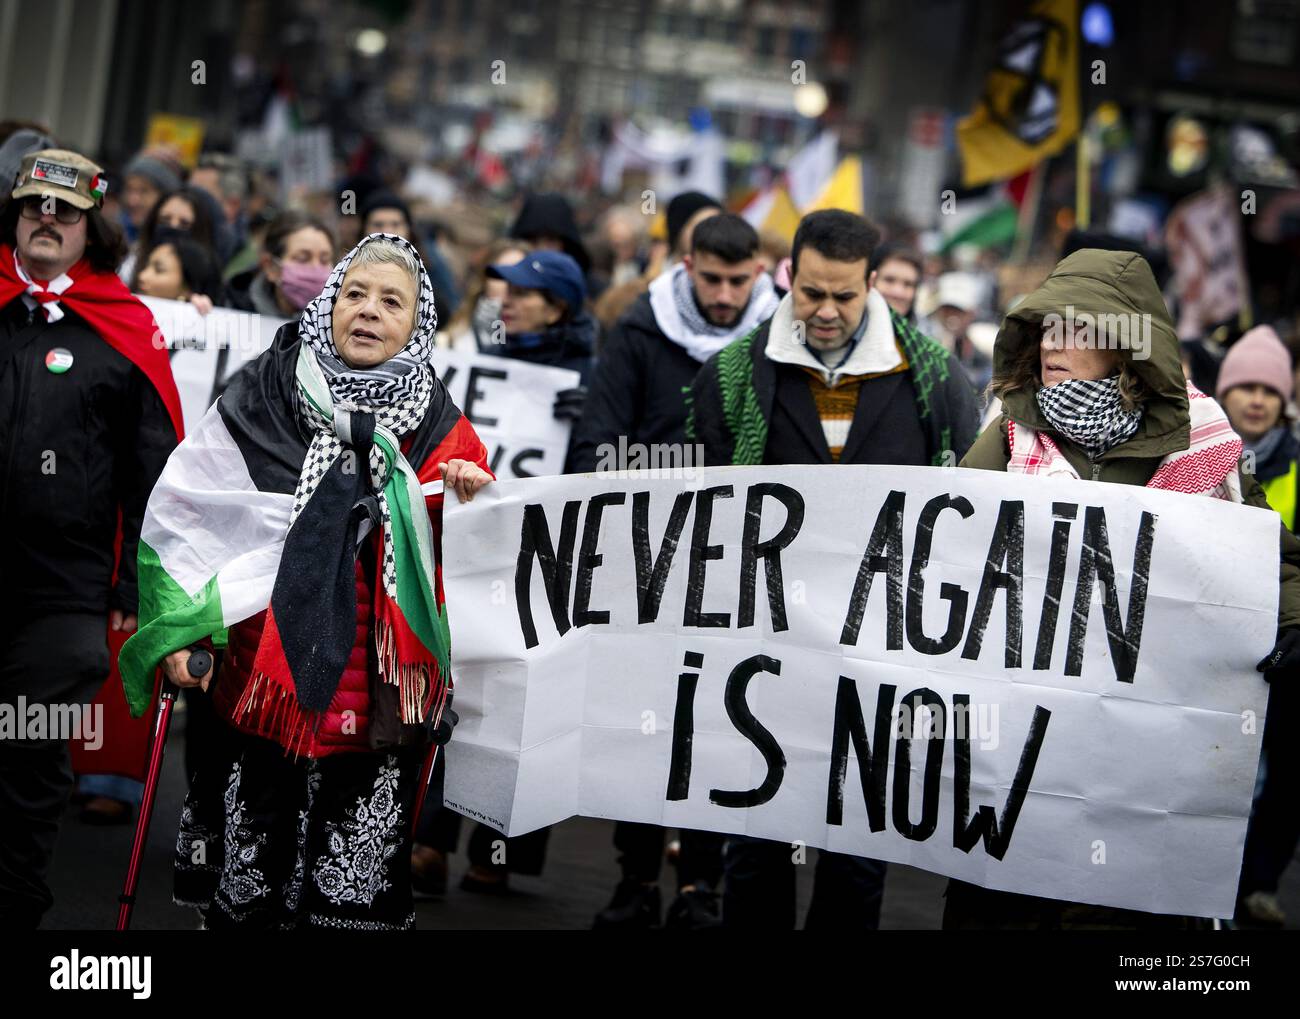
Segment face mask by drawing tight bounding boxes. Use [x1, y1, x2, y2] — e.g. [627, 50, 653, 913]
[153, 224, 190, 246]
[277, 261, 334, 310]
[472, 295, 503, 346]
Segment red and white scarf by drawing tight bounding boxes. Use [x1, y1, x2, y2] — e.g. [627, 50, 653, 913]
[10, 250, 77, 322]
[1007, 382, 1243, 502]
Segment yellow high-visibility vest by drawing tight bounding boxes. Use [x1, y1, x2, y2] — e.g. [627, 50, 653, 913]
[1261, 460, 1298, 532]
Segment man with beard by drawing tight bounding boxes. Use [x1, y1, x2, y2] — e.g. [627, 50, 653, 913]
[687, 211, 980, 929]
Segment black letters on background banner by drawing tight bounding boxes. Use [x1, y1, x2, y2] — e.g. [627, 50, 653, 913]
[460, 365, 508, 428]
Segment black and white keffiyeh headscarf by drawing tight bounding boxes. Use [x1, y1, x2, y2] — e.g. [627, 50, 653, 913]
[296, 232, 436, 435]
[291, 233, 437, 584]
[1036, 376, 1143, 460]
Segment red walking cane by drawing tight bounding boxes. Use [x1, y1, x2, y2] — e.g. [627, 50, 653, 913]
[116, 648, 211, 931]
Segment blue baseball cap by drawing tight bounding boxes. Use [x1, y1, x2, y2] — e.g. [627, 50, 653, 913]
[487, 250, 587, 316]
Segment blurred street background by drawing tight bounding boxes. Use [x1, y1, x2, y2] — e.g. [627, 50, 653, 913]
[4, 0, 1300, 931]
[2, 0, 1297, 341]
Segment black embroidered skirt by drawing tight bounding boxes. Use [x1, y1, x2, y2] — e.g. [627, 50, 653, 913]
[174, 720, 427, 930]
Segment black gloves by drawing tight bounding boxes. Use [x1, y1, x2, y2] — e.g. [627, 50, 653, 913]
[1256, 628, 1300, 682]
[553, 385, 588, 422]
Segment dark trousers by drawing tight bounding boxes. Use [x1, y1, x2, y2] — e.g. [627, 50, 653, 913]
[722, 835, 887, 930]
[0, 613, 108, 927]
[183, 679, 222, 789]
[614, 821, 725, 889]
[1239, 683, 1300, 897]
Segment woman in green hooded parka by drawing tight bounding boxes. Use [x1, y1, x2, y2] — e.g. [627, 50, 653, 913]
[948, 248, 1300, 929]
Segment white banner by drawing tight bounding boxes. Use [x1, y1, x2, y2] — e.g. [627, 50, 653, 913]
[141, 296, 287, 429]
[142, 301, 577, 480]
[441, 464, 1278, 918]
[429, 348, 578, 479]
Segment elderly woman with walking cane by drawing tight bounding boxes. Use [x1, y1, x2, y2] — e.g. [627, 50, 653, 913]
[119, 233, 492, 930]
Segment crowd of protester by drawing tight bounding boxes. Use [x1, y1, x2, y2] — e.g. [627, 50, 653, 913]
[1, 118, 1297, 931]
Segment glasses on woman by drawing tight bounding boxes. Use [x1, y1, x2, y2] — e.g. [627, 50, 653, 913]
[18, 196, 84, 225]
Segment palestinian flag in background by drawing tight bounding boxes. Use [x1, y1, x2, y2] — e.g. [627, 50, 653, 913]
[119, 324, 485, 753]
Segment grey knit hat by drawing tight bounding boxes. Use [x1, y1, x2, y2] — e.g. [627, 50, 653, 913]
[124, 152, 182, 194]
[0, 128, 56, 197]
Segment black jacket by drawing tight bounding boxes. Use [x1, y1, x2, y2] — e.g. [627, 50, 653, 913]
[687, 313, 981, 468]
[481, 310, 598, 476]
[0, 297, 178, 620]
[569, 292, 704, 473]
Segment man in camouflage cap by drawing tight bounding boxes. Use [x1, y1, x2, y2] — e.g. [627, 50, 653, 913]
[0, 149, 182, 926]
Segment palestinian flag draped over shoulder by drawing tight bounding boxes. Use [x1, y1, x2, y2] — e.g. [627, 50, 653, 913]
[119, 319, 477, 748]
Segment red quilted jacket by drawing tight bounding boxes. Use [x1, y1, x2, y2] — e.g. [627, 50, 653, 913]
[212, 419, 490, 757]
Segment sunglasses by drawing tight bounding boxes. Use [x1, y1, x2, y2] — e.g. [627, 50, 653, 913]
[18, 196, 84, 225]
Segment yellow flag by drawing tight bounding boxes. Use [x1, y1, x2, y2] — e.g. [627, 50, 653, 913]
[957, 0, 1079, 187]
[760, 186, 802, 243]
[804, 157, 864, 215]
[145, 114, 206, 170]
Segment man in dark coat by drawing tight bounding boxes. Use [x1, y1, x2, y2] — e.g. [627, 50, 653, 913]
[571, 213, 778, 475]
[687, 209, 980, 930]
[689, 210, 980, 471]
[0, 148, 181, 926]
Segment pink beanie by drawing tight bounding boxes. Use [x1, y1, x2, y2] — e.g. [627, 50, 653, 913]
[1216, 325, 1293, 402]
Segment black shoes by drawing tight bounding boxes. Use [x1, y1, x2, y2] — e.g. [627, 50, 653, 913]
[593, 879, 723, 929]
[665, 886, 722, 930]
[593, 877, 661, 928]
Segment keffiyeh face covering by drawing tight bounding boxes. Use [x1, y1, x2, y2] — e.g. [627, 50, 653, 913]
[1036, 375, 1143, 460]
